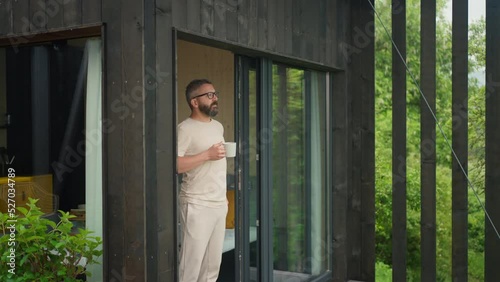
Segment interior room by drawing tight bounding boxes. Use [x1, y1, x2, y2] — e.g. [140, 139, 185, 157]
[176, 39, 238, 281]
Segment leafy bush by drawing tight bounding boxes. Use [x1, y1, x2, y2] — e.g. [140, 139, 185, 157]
[0, 198, 102, 282]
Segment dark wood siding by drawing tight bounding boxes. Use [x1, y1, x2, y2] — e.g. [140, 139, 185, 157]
[153, 0, 177, 280]
[0, 0, 12, 35]
[485, 0, 500, 280]
[169, 0, 344, 68]
[392, 0, 407, 281]
[420, 0, 437, 280]
[348, 0, 375, 281]
[101, 0, 125, 280]
[451, 0, 469, 280]
[0, 0, 102, 36]
[332, 71, 349, 282]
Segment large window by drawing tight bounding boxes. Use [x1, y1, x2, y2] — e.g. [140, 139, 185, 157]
[0, 38, 103, 280]
[272, 64, 329, 280]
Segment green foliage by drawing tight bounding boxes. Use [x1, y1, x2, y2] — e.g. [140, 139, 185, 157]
[375, 261, 392, 281]
[0, 198, 103, 282]
[375, 0, 486, 280]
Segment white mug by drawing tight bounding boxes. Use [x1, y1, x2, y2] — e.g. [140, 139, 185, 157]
[223, 142, 237, 158]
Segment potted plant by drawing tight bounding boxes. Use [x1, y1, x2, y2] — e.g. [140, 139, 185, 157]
[0, 198, 103, 281]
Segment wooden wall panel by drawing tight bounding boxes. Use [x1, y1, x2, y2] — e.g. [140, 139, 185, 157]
[12, 0, 29, 35]
[283, 0, 293, 56]
[246, 0, 258, 47]
[291, 0, 306, 60]
[144, 0, 158, 278]
[225, 0, 238, 42]
[348, 0, 375, 280]
[485, 0, 500, 280]
[172, 0, 187, 29]
[187, 0, 201, 33]
[451, 0, 469, 281]
[1, 0, 99, 36]
[0, 0, 13, 35]
[201, 0, 214, 36]
[213, 0, 226, 39]
[46, 0, 64, 30]
[63, 0, 82, 27]
[154, 0, 176, 280]
[332, 71, 349, 282]
[237, 0, 249, 46]
[102, 0, 125, 280]
[30, 0, 46, 32]
[121, 0, 145, 277]
[391, 0, 407, 281]
[82, 0, 101, 24]
[257, 0, 267, 50]
[164, 0, 346, 68]
[420, 0, 437, 280]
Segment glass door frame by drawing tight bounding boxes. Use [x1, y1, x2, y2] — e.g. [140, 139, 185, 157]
[234, 56, 274, 282]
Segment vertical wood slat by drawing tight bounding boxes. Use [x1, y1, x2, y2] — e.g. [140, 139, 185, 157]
[485, 0, 500, 280]
[212, 0, 226, 39]
[187, 0, 201, 33]
[121, 0, 145, 276]
[82, 0, 101, 24]
[225, 0, 238, 42]
[317, 0, 327, 64]
[257, 0, 267, 50]
[451, 0, 469, 281]
[172, 0, 187, 29]
[247, 0, 257, 47]
[299, 0, 313, 61]
[154, 0, 176, 280]
[0, 0, 13, 35]
[30, 0, 46, 32]
[391, 0, 407, 281]
[46, 0, 63, 30]
[359, 0, 375, 279]
[283, 0, 292, 55]
[348, 0, 363, 277]
[327, 0, 337, 69]
[349, 0, 375, 280]
[274, 0, 284, 54]
[291, 0, 301, 57]
[12, 0, 29, 35]
[144, 0, 157, 279]
[200, 0, 214, 36]
[309, 2, 320, 62]
[102, 0, 124, 279]
[237, 0, 249, 46]
[266, 0, 275, 51]
[63, 0, 82, 27]
[332, 72, 349, 282]
[420, 0, 437, 280]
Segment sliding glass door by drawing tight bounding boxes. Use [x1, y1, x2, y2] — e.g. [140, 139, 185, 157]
[235, 58, 331, 282]
[271, 64, 329, 281]
[236, 56, 260, 282]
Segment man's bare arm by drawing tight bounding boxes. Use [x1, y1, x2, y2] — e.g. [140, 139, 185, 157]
[177, 142, 225, 174]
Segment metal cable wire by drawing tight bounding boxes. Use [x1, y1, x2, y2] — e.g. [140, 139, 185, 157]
[367, 0, 500, 240]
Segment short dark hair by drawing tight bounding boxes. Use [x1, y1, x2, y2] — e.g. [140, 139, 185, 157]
[185, 79, 212, 108]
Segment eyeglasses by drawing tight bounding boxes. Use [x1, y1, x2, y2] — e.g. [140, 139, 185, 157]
[191, 91, 219, 100]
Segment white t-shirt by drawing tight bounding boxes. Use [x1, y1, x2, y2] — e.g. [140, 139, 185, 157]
[177, 118, 227, 207]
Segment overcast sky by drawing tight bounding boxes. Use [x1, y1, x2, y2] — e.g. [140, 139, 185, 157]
[444, 0, 485, 23]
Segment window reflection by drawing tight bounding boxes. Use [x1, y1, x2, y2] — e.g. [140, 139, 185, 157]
[272, 64, 329, 280]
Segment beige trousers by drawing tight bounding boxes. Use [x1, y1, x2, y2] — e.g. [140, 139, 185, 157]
[179, 202, 228, 282]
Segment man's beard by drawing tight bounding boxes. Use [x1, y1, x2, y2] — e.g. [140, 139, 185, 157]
[199, 101, 219, 117]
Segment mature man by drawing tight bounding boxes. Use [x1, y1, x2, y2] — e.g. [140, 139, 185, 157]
[177, 79, 228, 282]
